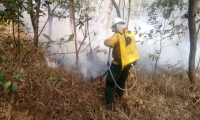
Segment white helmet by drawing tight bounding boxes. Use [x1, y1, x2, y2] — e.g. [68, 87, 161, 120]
[111, 17, 125, 28]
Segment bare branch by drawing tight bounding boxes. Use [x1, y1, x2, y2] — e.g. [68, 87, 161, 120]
[111, 0, 121, 18]
[38, 3, 59, 37]
[126, 0, 131, 27]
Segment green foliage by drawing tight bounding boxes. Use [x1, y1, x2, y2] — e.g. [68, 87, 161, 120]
[0, 73, 5, 86]
[198, 3, 200, 15]
[145, 0, 188, 52]
[0, 54, 6, 63]
[38, 101, 46, 107]
[43, 33, 75, 49]
[4, 81, 11, 92]
[49, 77, 56, 81]
[61, 78, 68, 82]
[0, 0, 55, 26]
[12, 81, 18, 94]
[145, 0, 190, 72]
[76, 15, 92, 29]
[173, 73, 183, 80]
[163, 10, 172, 19]
[44, 1, 52, 6]
[68, 34, 74, 42]
[59, 37, 64, 44]
[75, 1, 95, 29]
[0, 72, 19, 94]
[15, 73, 22, 80]
[48, 70, 68, 86]
[148, 0, 185, 19]
[43, 34, 52, 49]
[148, 54, 159, 61]
[1, 73, 20, 94]
[46, 42, 51, 49]
[35, 66, 42, 72]
[0, 0, 24, 25]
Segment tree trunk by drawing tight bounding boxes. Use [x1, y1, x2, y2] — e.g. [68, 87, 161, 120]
[71, 0, 79, 64]
[38, 3, 59, 38]
[188, 0, 198, 84]
[48, 5, 53, 40]
[196, 23, 200, 71]
[111, 0, 121, 18]
[122, 0, 125, 20]
[126, 0, 131, 28]
[33, 1, 41, 50]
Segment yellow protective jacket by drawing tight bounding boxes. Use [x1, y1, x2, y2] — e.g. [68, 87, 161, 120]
[105, 28, 140, 70]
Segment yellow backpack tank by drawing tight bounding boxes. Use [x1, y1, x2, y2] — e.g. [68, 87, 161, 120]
[119, 29, 140, 70]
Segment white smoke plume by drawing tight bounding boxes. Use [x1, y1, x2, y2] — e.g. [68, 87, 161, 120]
[21, 0, 200, 79]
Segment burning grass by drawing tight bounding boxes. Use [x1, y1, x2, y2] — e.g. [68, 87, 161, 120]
[0, 39, 200, 119]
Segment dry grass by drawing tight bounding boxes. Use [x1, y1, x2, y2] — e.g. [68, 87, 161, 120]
[0, 47, 199, 120]
[0, 25, 200, 120]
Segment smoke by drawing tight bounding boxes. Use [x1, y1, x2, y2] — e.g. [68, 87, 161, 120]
[0, 3, 5, 11]
[21, 0, 200, 80]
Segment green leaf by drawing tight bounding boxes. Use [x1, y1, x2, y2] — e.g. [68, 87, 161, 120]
[19, 13, 24, 18]
[36, 66, 39, 71]
[4, 81, 11, 92]
[1, 54, 6, 61]
[42, 3, 47, 7]
[0, 73, 4, 81]
[163, 10, 171, 19]
[60, 38, 64, 44]
[1, 21, 8, 26]
[46, 42, 51, 49]
[15, 74, 22, 80]
[12, 82, 18, 94]
[173, 74, 178, 77]
[86, 17, 92, 21]
[4, 2, 11, 9]
[20, 22, 25, 26]
[39, 10, 43, 13]
[45, 1, 52, 5]
[61, 78, 68, 82]
[0, 81, 3, 86]
[49, 77, 56, 81]
[38, 102, 46, 107]
[0, 73, 5, 85]
[68, 34, 74, 42]
[179, 74, 183, 80]
[43, 34, 51, 41]
[158, 25, 162, 29]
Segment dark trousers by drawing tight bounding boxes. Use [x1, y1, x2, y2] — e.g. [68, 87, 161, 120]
[105, 63, 131, 102]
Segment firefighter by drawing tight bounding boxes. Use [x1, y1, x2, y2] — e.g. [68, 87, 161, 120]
[104, 17, 140, 110]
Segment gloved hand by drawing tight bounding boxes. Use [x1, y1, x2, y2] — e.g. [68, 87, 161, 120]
[104, 39, 113, 48]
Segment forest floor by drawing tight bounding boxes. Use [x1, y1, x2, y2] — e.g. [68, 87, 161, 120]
[0, 46, 200, 120]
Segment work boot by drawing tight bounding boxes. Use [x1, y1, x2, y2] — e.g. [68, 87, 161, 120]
[105, 101, 112, 111]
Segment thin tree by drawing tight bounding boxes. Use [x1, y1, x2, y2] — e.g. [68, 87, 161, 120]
[188, 0, 198, 85]
[126, 0, 131, 27]
[71, 0, 79, 64]
[196, 23, 200, 71]
[146, 0, 199, 83]
[27, 0, 41, 51]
